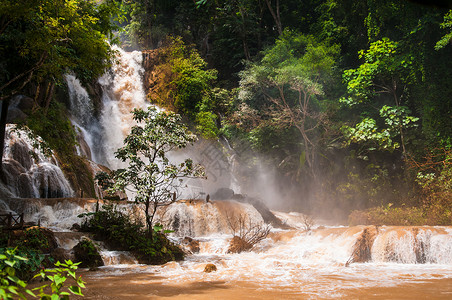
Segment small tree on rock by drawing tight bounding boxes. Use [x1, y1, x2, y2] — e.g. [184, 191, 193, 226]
[97, 107, 205, 234]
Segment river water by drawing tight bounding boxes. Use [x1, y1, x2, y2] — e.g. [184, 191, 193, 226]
[70, 218, 452, 299]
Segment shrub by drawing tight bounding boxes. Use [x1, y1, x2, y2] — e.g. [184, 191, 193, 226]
[348, 204, 426, 226]
[0, 248, 85, 299]
[80, 204, 184, 264]
[226, 212, 270, 253]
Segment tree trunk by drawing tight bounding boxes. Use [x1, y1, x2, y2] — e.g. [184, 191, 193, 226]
[265, 0, 282, 35]
[43, 81, 55, 115]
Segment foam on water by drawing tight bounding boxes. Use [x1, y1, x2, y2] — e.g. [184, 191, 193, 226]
[139, 225, 452, 297]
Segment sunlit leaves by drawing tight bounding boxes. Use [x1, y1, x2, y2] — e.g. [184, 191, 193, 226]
[0, 0, 120, 97]
[342, 105, 419, 152]
[435, 9, 452, 50]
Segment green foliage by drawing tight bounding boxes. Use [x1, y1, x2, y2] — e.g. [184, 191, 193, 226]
[80, 204, 184, 264]
[2, 234, 47, 281]
[73, 239, 103, 269]
[342, 106, 419, 152]
[33, 260, 85, 299]
[0, 248, 84, 300]
[0, 248, 34, 300]
[0, 0, 121, 100]
[235, 31, 340, 179]
[195, 111, 218, 139]
[341, 38, 415, 106]
[16, 101, 77, 158]
[435, 9, 452, 50]
[414, 149, 452, 225]
[0, 232, 9, 248]
[150, 37, 221, 138]
[348, 205, 426, 226]
[341, 38, 419, 155]
[16, 228, 50, 254]
[17, 101, 96, 197]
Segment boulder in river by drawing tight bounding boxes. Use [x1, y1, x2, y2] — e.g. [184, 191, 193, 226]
[73, 237, 104, 268]
[182, 236, 200, 254]
[204, 263, 217, 273]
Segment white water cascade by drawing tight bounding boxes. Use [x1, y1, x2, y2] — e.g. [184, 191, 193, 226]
[97, 45, 149, 168]
[65, 45, 149, 170]
[0, 125, 74, 199]
[75, 201, 452, 298]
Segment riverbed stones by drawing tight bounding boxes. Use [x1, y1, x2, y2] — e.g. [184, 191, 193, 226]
[204, 263, 217, 273]
[182, 236, 200, 254]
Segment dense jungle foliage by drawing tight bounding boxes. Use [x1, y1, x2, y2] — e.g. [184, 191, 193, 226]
[1, 0, 452, 223]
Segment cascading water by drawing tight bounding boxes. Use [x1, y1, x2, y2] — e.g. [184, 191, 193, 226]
[65, 74, 101, 161]
[156, 200, 264, 237]
[97, 45, 149, 168]
[74, 203, 452, 299]
[0, 125, 74, 199]
[65, 45, 149, 169]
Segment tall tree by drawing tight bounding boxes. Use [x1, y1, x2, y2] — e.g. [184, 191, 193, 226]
[341, 38, 419, 157]
[99, 107, 205, 234]
[238, 32, 339, 179]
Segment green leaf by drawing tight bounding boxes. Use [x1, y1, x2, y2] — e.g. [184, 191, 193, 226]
[69, 285, 83, 295]
[53, 274, 66, 286]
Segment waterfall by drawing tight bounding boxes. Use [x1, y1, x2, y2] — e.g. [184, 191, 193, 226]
[65, 74, 102, 162]
[0, 125, 74, 199]
[97, 45, 149, 169]
[156, 200, 265, 237]
[65, 46, 148, 169]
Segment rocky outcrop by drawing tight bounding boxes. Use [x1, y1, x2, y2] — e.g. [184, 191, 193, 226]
[2, 125, 74, 198]
[73, 237, 104, 268]
[6, 95, 34, 123]
[203, 263, 217, 273]
[181, 236, 200, 254]
[86, 160, 127, 200]
[211, 188, 290, 229]
[345, 226, 378, 266]
[50, 247, 72, 264]
[142, 49, 159, 95]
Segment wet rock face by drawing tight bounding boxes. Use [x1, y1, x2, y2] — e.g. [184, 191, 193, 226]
[73, 237, 104, 268]
[10, 141, 34, 170]
[212, 188, 235, 200]
[203, 263, 217, 273]
[6, 95, 34, 123]
[346, 227, 377, 265]
[1, 125, 74, 198]
[51, 247, 73, 264]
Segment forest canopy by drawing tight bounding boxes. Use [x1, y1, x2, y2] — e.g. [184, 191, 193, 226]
[1, 0, 451, 223]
